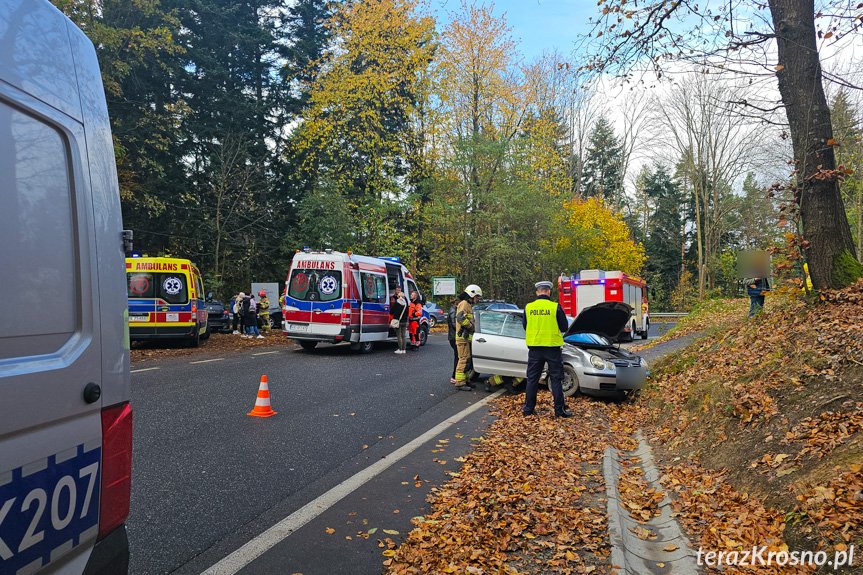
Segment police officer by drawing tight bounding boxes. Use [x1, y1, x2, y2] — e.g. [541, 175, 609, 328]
[522, 281, 572, 417]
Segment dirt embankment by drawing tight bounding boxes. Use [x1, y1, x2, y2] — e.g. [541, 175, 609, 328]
[633, 282, 863, 573]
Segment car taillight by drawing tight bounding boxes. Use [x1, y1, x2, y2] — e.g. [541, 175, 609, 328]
[341, 302, 351, 325]
[99, 402, 133, 540]
[223, 310, 229, 316]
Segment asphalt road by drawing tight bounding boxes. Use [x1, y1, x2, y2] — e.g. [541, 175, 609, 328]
[127, 334, 500, 575]
[127, 323, 676, 575]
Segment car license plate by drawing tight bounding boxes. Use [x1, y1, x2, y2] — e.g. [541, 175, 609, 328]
[0, 444, 101, 573]
[129, 314, 148, 322]
[166, 313, 179, 322]
[288, 324, 307, 332]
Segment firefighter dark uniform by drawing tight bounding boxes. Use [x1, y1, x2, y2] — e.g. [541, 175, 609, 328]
[522, 281, 572, 417]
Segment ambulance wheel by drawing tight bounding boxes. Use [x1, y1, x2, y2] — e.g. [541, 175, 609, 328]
[201, 326, 210, 340]
[419, 325, 429, 346]
[189, 329, 200, 348]
[641, 320, 649, 339]
[299, 341, 317, 351]
[562, 365, 580, 397]
[351, 341, 374, 353]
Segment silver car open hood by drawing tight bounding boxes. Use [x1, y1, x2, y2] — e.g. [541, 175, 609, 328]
[563, 301, 632, 339]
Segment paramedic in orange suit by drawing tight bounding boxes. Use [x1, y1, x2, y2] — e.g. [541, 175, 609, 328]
[408, 291, 422, 350]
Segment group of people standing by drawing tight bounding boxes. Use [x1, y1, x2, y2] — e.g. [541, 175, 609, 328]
[390, 286, 424, 353]
[229, 291, 271, 339]
[445, 281, 573, 418]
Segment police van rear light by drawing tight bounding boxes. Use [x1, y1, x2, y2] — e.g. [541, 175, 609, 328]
[98, 402, 133, 540]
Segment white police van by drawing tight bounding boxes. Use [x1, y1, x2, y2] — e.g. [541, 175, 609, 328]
[1, 2, 132, 574]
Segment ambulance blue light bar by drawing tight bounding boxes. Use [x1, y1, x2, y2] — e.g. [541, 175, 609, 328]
[378, 257, 401, 262]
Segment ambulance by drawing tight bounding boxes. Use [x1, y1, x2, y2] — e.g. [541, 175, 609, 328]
[282, 249, 430, 352]
[126, 256, 209, 346]
[558, 270, 650, 341]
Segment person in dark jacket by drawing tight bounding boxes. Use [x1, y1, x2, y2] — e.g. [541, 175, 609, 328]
[522, 281, 572, 418]
[390, 287, 408, 353]
[745, 276, 770, 318]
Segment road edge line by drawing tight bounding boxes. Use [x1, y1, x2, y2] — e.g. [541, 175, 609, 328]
[201, 389, 505, 575]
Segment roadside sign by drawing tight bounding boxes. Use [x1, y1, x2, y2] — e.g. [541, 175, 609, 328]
[252, 282, 279, 304]
[432, 277, 457, 296]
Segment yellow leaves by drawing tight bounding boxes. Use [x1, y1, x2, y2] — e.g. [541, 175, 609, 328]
[551, 196, 646, 274]
[325, 527, 335, 534]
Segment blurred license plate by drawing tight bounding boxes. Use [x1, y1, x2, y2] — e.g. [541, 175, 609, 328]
[616, 366, 644, 388]
[166, 313, 179, 322]
[0, 444, 101, 573]
[129, 315, 148, 322]
[287, 324, 307, 332]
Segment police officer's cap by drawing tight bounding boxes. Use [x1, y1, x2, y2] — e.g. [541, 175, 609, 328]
[534, 281, 553, 290]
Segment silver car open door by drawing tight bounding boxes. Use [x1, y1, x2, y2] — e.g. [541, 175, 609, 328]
[471, 311, 529, 378]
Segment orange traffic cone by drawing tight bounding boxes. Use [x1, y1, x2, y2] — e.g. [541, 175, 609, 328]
[248, 375, 277, 417]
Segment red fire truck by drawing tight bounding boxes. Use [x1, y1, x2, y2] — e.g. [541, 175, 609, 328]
[558, 270, 649, 341]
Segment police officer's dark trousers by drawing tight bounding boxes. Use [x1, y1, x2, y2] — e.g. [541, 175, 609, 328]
[523, 346, 565, 415]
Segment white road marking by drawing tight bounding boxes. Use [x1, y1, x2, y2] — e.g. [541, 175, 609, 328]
[131, 367, 160, 373]
[252, 351, 280, 356]
[201, 389, 506, 575]
[190, 358, 225, 364]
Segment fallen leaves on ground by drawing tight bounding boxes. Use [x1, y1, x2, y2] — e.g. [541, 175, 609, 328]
[795, 467, 863, 546]
[131, 331, 292, 363]
[616, 458, 663, 523]
[660, 462, 809, 574]
[780, 402, 863, 460]
[384, 396, 615, 575]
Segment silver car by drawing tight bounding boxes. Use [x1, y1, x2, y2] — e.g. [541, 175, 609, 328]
[471, 302, 648, 397]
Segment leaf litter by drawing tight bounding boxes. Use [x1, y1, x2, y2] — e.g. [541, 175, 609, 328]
[383, 279, 863, 574]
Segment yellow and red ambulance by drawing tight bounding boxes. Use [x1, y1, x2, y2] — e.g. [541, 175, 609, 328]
[126, 256, 209, 346]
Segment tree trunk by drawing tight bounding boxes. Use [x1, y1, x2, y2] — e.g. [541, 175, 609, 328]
[769, 0, 862, 288]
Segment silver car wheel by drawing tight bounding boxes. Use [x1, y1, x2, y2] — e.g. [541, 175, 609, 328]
[562, 365, 580, 397]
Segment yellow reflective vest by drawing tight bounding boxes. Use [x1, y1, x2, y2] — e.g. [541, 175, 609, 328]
[525, 298, 564, 347]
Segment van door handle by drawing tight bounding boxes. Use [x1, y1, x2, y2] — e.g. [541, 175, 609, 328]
[475, 338, 486, 343]
[313, 310, 321, 314]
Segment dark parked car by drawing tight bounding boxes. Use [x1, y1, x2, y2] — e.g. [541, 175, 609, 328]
[473, 300, 519, 312]
[205, 296, 230, 333]
[424, 303, 446, 328]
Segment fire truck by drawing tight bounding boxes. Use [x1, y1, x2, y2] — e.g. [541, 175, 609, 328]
[558, 270, 649, 341]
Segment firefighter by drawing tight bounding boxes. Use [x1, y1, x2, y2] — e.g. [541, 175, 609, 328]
[454, 284, 482, 390]
[522, 281, 572, 417]
[257, 290, 270, 332]
[408, 291, 423, 349]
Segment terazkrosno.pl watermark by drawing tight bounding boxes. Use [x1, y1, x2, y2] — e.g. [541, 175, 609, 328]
[697, 546, 856, 570]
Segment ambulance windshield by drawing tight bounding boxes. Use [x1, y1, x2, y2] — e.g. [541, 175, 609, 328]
[288, 269, 342, 302]
[127, 272, 189, 304]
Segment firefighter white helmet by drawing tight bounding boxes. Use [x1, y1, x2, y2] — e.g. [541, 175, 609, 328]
[464, 284, 483, 298]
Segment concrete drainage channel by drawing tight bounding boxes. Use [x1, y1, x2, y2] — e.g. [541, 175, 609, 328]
[603, 432, 701, 575]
